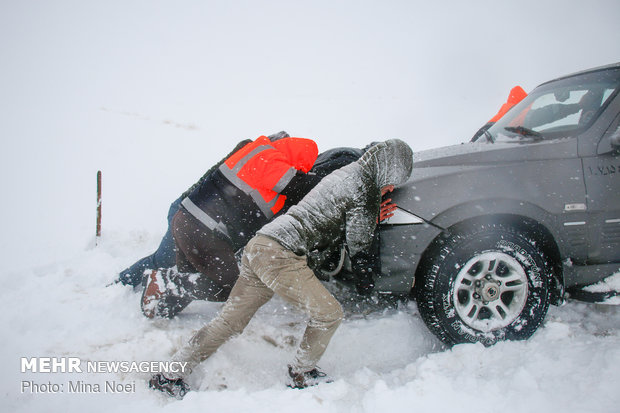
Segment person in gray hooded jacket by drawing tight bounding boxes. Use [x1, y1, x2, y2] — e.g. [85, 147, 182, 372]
[149, 139, 413, 398]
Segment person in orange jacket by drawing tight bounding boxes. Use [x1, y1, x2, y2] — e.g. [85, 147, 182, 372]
[471, 85, 528, 142]
[141, 133, 367, 318]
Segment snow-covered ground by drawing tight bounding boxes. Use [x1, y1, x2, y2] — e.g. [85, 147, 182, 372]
[2, 1, 620, 412]
[2, 230, 620, 413]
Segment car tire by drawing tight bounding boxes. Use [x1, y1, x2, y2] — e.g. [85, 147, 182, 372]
[416, 222, 553, 346]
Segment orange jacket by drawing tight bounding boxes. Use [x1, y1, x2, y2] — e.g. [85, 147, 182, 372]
[219, 136, 318, 217]
[489, 85, 528, 123]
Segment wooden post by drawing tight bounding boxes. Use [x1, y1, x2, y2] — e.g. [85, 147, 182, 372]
[96, 170, 102, 243]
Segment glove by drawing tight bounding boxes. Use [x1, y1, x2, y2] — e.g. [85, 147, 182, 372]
[378, 197, 397, 223]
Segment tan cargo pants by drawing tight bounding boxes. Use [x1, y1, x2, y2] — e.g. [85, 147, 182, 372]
[175, 234, 344, 375]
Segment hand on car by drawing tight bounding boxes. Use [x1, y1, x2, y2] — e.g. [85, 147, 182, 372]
[378, 198, 397, 223]
[378, 185, 397, 223]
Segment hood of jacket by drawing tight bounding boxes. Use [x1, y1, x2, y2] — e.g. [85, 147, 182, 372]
[357, 139, 413, 189]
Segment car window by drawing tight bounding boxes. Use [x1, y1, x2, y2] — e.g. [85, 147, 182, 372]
[489, 68, 620, 142]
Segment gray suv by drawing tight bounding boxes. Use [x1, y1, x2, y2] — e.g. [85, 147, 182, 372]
[336, 63, 620, 346]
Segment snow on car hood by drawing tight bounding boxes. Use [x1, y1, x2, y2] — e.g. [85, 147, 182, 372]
[412, 139, 578, 169]
[414, 142, 495, 165]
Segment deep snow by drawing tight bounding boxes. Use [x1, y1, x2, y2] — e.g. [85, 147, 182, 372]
[2, 229, 620, 413]
[2, 1, 620, 412]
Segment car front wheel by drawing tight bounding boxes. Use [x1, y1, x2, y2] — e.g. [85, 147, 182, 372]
[416, 222, 553, 346]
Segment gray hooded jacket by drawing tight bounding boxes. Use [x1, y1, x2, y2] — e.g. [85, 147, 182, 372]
[257, 139, 413, 266]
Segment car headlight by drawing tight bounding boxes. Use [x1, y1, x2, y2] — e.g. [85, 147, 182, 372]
[382, 207, 426, 225]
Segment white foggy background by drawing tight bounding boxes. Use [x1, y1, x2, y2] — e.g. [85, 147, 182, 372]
[1, 0, 619, 271]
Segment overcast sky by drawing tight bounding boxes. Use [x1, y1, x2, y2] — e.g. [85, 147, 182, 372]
[1, 0, 618, 270]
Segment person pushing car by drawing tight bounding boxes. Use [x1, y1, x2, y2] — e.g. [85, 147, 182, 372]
[148, 138, 414, 397]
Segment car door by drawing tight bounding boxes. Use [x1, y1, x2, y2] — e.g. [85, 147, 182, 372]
[583, 114, 620, 264]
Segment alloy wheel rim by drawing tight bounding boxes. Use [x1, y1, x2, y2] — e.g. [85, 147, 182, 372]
[453, 251, 528, 332]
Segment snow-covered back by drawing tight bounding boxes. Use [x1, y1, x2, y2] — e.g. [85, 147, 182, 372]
[259, 139, 412, 257]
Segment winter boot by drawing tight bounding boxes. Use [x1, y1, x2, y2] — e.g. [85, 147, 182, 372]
[148, 373, 190, 399]
[287, 365, 332, 389]
[141, 269, 193, 319]
[141, 269, 166, 318]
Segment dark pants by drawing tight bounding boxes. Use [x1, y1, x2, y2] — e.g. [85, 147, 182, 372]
[171, 208, 239, 302]
[118, 198, 182, 286]
[139, 207, 241, 319]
